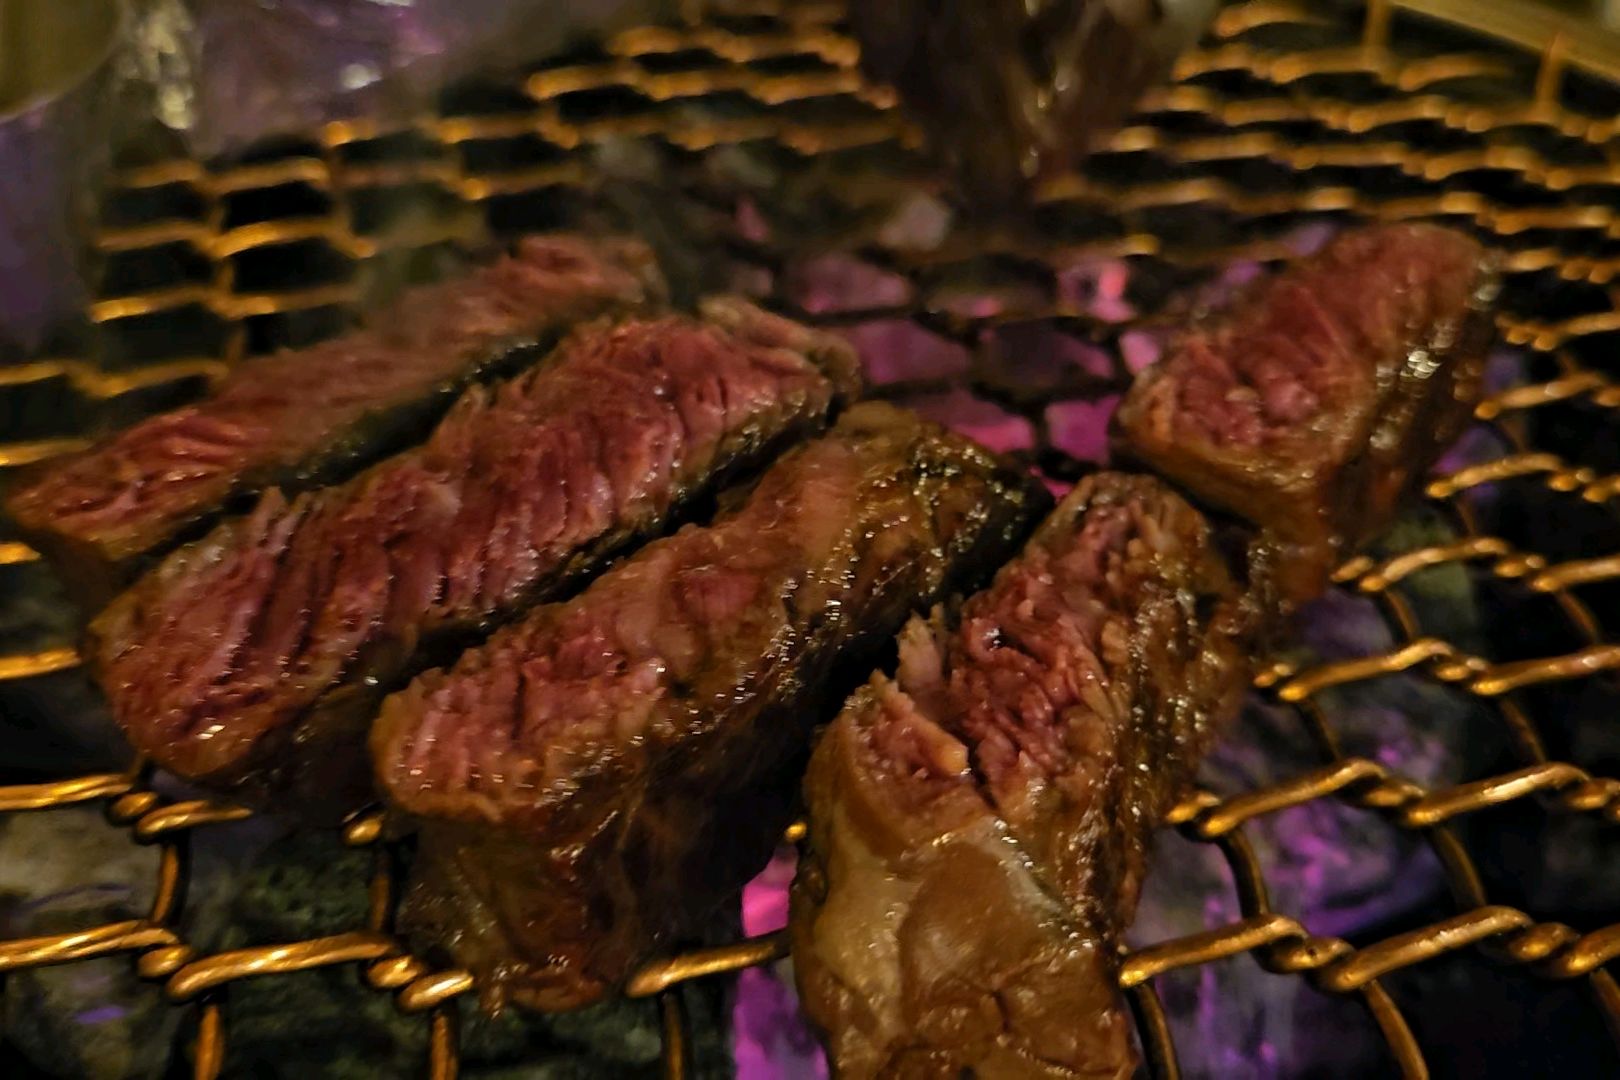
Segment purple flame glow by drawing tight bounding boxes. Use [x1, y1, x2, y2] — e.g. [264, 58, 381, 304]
[908, 389, 1035, 453]
[1055, 257, 1138, 323]
[736, 849, 827, 1079]
[1047, 395, 1121, 465]
[784, 255, 913, 315]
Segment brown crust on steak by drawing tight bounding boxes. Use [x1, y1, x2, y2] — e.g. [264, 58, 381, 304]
[1115, 223, 1497, 604]
[792, 473, 1257, 1079]
[375, 402, 1050, 1010]
[8, 235, 665, 608]
[92, 298, 859, 816]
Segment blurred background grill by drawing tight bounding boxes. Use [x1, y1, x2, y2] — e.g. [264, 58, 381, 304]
[6, 1, 1620, 1077]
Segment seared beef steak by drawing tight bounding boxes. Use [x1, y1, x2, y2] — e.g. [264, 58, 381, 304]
[1115, 223, 1497, 605]
[374, 402, 1050, 1011]
[791, 473, 1254, 1079]
[7, 236, 663, 604]
[792, 683, 1127, 1080]
[794, 224, 1500, 1075]
[92, 299, 859, 814]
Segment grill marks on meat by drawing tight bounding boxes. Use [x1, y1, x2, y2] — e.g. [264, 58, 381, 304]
[91, 298, 859, 814]
[1116, 223, 1497, 604]
[6, 236, 663, 603]
[795, 223, 1497, 1075]
[373, 402, 1050, 1011]
[791, 474, 1251, 1079]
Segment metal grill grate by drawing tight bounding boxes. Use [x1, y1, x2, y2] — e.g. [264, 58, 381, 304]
[5, 1, 1620, 1076]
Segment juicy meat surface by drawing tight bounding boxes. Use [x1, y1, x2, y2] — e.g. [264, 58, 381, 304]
[792, 473, 1254, 1079]
[6, 235, 663, 602]
[1115, 223, 1497, 604]
[92, 298, 859, 814]
[373, 402, 1050, 1011]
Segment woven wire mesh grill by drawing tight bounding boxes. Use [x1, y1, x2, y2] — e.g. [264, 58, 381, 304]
[4, 0, 1620, 1075]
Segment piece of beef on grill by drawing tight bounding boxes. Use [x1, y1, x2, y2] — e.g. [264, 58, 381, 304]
[373, 402, 1051, 1012]
[1115, 223, 1497, 605]
[852, 0, 1218, 207]
[6, 235, 664, 606]
[91, 298, 860, 817]
[791, 473, 1255, 1079]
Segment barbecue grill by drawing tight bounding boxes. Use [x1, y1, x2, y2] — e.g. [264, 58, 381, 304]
[4, 0, 1620, 1076]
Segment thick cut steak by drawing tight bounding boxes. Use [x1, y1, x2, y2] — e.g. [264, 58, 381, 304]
[7, 235, 663, 604]
[1115, 223, 1497, 604]
[92, 298, 858, 814]
[792, 474, 1254, 1079]
[374, 402, 1050, 1010]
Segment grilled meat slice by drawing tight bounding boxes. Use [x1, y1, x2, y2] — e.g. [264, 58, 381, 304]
[792, 473, 1254, 1079]
[1115, 223, 1497, 605]
[792, 683, 1127, 1080]
[92, 298, 859, 815]
[790, 224, 1496, 1074]
[7, 235, 663, 605]
[373, 402, 1050, 1011]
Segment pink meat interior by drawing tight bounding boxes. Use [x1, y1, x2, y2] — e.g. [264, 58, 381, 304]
[379, 430, 867, 809]
[870, 478, 1186, 812]
[9, 236, 656, 554]
[1160, 223, 1483, 451]
[99, 305, 843, 779]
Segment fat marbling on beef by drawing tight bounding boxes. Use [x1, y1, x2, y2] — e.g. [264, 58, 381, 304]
[6, 235, 663, 605]
[791, 473, 1255, 1079]
[1115, 222, 1497, 605]
[91, 298, 859, 815]
[373, 402, 1051, 1011]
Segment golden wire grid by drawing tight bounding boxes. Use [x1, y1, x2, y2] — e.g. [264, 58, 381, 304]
[4, 0, 1620, 1076]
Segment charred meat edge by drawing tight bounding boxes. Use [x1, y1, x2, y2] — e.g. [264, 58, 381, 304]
[91, 297, 860, 816]
[792, 473, 1256, 1079]
[1114, 222, 1498, 605]
[6, 235, 665, 604]
[374, 401, 1051, 1010]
